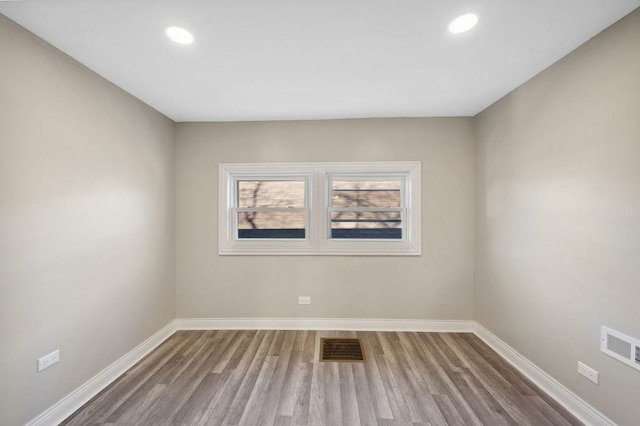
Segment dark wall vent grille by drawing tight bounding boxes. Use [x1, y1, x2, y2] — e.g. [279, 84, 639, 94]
[320, 338, 365, 362]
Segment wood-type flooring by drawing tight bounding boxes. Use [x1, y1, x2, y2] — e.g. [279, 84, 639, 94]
[62, 330, 583, 425]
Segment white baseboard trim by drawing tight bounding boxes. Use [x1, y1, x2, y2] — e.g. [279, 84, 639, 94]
[176, 317, 474, 332]
[26, 320, 178, 426]
[27, 318, 612, 426]
[472, 322, 616, 426]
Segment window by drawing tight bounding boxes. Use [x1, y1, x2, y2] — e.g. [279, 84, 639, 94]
[237, 180, 307, 239]
[219, 162, 420, 255]
[329, 178, 403, 240]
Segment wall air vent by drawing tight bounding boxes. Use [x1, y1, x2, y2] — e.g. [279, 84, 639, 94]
[601, 326, 640, 372]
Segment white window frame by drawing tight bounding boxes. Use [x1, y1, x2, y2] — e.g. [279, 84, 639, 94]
[219, 162, 421, 255]
[219, 163, 316, 254]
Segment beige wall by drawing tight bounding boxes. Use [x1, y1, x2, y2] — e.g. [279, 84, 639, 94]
[475, 9, 640, 426]
[4, 5, 640, 425]
[0, 15, 176, 425]
[176, 119, 475, 320]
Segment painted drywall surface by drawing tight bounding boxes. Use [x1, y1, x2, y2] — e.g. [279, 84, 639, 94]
[176, 118, 475, 320]
[0, 15, 176, 425]
[475, 9, 640, 426]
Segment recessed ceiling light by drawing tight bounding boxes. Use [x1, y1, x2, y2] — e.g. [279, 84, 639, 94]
[165, 26, 194, 45]
[448, 13, 479, 34]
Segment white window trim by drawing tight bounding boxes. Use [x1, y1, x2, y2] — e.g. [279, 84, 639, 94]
[219, 161, 421, 256]
[219, 164, 316, 254]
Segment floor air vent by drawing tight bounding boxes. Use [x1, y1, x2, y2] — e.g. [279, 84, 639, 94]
[601, 326, 640, 372]
[320, 338, 365, 362]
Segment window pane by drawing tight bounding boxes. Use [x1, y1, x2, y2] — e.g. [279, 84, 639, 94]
[238, 180, 305, 208]
[238, 211, 305, 239]
[331, 211, 402, 239]
[331, 180, 401, 208]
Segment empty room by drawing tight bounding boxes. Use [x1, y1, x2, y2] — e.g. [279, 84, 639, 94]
[1, 1, 639, 425]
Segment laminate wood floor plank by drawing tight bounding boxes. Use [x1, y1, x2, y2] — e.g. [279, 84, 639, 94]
[408, 334, 482, 426]
[440, 334, 536, 426]
[210, 331, 245, 374]
[373, 351, 412, 423]
[206, 331, 268, 425]
[268, 330, 285, 356]
[324, 361, 344, 425]
[63, 331, 196, 425]
[141, 335, 224, 424]
[224, 330, 275, 425]
[459, 368, 518, 426]
[398, 333, 443, 395]
[376, 332, 427, 423]
[171, 371, 227, 425]
[173, 332, 247, 424]
[524, 395, 578, 426]
[352, 360, 382, 425]
[458, 334, 582, 426]
[258, 331, 297, 424]
[361, 352, 393, 421]
[275, 331, 308, 418]
[239, 355, 278, 425]
[456, 334, 538, 397]
[291, 361, 313, 425]
[339, 362, 361, 426]
[391, 336, 447, 426]
[62, 331, 584, 426]
[432, 394, 470, 426]
[307, 359, 327, 425]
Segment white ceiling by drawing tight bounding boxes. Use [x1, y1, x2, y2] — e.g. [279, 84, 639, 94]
[1, 0, 638, 122]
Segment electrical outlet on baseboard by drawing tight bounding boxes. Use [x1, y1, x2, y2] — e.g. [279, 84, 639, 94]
[298, 296, 311, 305]
[578, 361, 598, 384]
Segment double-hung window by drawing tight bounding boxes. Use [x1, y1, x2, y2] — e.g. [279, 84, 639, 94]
[329, 177, 403, 240]
[236, 179, 308, 240]
[219, 162, 420, 255]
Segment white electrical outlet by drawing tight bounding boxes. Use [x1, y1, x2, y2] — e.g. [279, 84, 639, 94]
[298, 296, 311, 305]
[577, 361, 599, 384]
[38, 349, 60, 372]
